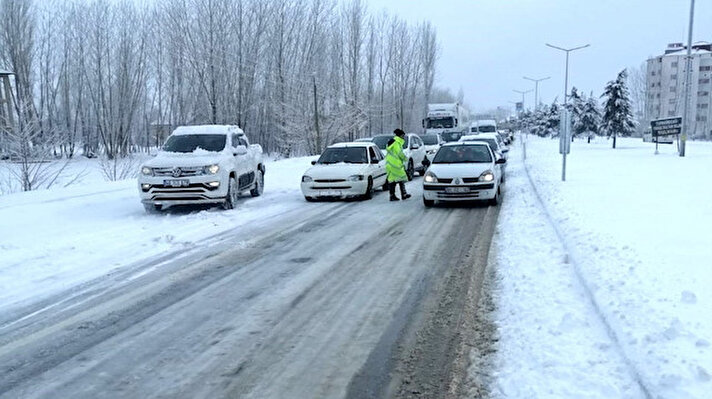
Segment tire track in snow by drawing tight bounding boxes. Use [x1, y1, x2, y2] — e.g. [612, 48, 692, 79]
[520, 138, 653, 399]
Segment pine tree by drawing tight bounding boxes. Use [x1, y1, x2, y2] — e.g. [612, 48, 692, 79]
[567, 87, 585, 139]
[577, 94, 601, 143]
[601, 69, 636, 148]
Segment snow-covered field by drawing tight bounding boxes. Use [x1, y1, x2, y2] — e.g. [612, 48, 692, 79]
[0, 155, 313, 313]
[485, 135, 711, 398]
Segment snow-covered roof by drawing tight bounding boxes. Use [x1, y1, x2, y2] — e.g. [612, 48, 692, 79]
[329, 142, 374, 148]
[172, 125, 244, 136]
[472, 120, 497, 126]
[663, 48, 712, 57]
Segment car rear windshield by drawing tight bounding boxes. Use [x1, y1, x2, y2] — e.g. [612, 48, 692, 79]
[477, 125, 497, 133]
[420, 135, 439, 145]
[371, 136, 391, 150]
[467, 138, 498, 151]
[317, 147, 369, 164]
[162, 134, 226, 153]
[433, 145, 492, 164]
[440, 132, 462, 142]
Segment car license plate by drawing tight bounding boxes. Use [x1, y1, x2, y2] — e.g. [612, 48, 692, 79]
[445, 187, 470, 193]
[319, 190, 342, 197]
[164, 179, 189, 187]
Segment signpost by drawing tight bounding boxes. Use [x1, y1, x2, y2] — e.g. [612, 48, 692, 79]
[650, 117, 682, 154]
[559, 109, 571, 181]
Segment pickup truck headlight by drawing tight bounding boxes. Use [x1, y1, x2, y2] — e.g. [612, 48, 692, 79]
[205, 164, 220, 174]
[479, 170, 495, 182]
[302, 175, 313, 183]
[424, 171, 437, 183]
[348, 175, 364, 181]
[141, 167, 152, 176]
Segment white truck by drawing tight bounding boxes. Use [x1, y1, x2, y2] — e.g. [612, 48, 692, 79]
[138, 125, 265, 213]
[422, 103, 470, 140]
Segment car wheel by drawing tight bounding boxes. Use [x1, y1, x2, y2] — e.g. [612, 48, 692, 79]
[144, 203, 162, 214]
[406, 160, 414, 181]
[489, 186, 501, 206]
[223, 176, 239, 210]
[362, 177, 373, 200]
[250, 169, 264, 197]
[423, 198, 434, 207]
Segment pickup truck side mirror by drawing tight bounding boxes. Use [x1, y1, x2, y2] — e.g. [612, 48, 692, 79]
[311, 160, 317, 165]
[496, 158, 507, 164]
[233, 145, 248, 156]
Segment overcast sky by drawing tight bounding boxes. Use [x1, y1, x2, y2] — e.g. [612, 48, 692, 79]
[366, 0, 712, 113]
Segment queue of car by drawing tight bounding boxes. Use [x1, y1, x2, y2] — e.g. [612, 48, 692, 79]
[137, 124, 511, 213]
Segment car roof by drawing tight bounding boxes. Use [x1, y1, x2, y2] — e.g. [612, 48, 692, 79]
[474, 132, 501, 139]
[328, 142, 375, 148]
[173, 124, 244, 136]
[442, 141, 491, 148]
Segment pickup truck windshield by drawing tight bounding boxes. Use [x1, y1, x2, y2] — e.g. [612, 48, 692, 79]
[427, 117, 454, 129]
[433, 145, 492, 164]
[317, 147, 369, 164]
[163, 134, 226, 153]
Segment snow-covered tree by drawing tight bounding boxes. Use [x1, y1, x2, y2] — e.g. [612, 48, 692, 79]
[567, 87, 585, 139]
[577, 94, 601, 142]
[601, 69, 636, 148]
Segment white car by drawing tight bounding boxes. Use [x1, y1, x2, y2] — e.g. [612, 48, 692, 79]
[357, 134, 427, 179]
[301, 142, 387, 201]
[422, 142, 505, 207]
[138, 125, 264, 213]
[418, 133, 444, 158]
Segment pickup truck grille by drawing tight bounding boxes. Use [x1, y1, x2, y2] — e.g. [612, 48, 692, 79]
[152, 166, 205, 177]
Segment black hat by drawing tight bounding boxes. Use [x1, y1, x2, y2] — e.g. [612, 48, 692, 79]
[393, 128, 405, 136]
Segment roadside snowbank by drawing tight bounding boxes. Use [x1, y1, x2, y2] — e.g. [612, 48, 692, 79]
[480, 135, 711, 398]
[0, 156, 313, 313]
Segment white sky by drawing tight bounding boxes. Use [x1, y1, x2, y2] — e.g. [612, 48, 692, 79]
[365, 0, 712, 112]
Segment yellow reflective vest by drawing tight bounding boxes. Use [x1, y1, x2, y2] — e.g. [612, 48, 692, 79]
[386, 136, 408, 183]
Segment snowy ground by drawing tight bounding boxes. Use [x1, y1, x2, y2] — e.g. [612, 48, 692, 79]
[480, 135, 711, 398]
[0, 155, 312, 313]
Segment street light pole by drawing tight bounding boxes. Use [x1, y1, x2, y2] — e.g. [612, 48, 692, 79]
[680, 0, 695, 157]
[513, 89, 532, 111]
[546, 43, 590, 182]
[523, 76, 550, 110]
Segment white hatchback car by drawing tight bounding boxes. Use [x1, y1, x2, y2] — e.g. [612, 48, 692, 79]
[422, 142, 506, 207]
[301, 142, 387, 201]
[357, 134, 427, 179]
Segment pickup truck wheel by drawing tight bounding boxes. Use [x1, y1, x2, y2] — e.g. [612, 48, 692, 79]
[144, 204, 162, 214]
[223, 177, 239, 210]
[250, 170, 264, 197]
[406, 160, 414, 181]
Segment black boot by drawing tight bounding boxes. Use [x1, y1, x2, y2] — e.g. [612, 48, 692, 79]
[402, 193, 411, 200]
[390, 196, 400, 201]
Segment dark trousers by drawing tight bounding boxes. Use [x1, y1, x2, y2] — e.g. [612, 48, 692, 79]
[389, 181, 407, 197]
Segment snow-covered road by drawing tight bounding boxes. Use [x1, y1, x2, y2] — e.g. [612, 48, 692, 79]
[0, 159, 499, 398]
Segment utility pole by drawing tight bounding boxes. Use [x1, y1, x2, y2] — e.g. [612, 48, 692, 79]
[523, 76, 550, 110]
[513, 89, 532, 111]
[546, 43, 590, 182]
[680, 0, 695, 157]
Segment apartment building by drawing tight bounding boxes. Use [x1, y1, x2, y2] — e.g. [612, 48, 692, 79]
[646, 42, 712, 139]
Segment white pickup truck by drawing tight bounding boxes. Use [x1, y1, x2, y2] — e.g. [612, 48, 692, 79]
[138, 125, 264, 213]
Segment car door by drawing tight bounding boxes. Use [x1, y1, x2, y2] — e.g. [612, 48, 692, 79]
[369, 145, 387, 186]
[410, 135, 425, 167]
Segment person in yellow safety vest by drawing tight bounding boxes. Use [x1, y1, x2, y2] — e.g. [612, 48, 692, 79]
[386, 129, 411, 201]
